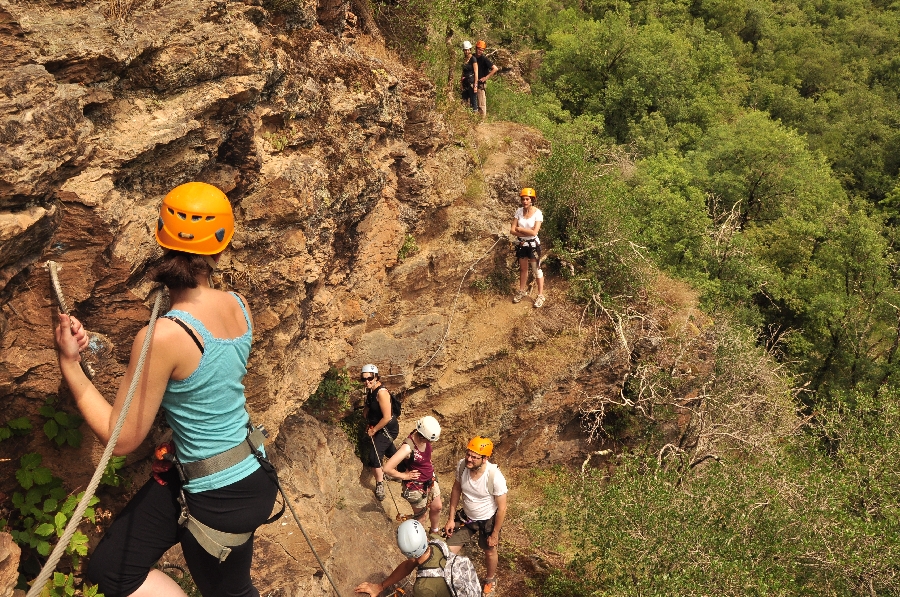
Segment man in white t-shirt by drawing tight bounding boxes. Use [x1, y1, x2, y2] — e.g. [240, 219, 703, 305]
[443, 436, 508, 596]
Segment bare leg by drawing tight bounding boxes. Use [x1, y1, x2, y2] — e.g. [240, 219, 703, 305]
[533, 259, 544, 296]
[484, 545, 499, 581]
[374, 466, 385, 483]
[131, 570, 188, 597]
[428, 494, 443, 531]
[518, 258, 529, 292]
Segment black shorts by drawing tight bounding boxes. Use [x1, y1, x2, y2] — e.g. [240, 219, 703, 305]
[87, 466, 278, 597]
[515, 240, 541, 261]
[446, 509, 498, 550]
[363, 421, 399, 468]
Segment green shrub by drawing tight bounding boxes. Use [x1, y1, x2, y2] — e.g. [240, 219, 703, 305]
[528, 389, 900, 596]
[304, 367, 360, 425]
[398, 234, 420, 261]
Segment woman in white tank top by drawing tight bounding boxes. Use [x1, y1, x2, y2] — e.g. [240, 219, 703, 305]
[510, 187, 546, 308]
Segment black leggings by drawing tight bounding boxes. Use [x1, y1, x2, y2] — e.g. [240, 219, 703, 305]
[87, 466, 278, 597]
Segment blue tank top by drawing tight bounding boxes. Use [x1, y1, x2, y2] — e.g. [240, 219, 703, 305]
[161, 292, 260, 493]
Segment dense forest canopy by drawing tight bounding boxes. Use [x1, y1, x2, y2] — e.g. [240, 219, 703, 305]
[372, 0, 900, 593]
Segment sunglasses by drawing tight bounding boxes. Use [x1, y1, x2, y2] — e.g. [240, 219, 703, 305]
[361, 376, 375, 382]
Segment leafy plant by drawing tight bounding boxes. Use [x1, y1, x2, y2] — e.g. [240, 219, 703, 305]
[37, 571, 101, 597]
[397, 234, 420, 261]
[39, 399, 83, 448]
[527, 388, 900, 596]
[8, 453, 98, 563]
[99, 456, 128, 487]
[0, 416, 32, 441]
[304, 367, 360, 425]
[262, 131, 290, 152]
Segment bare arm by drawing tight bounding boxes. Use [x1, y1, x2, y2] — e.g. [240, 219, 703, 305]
[513, 219, 541, 237]
[487, 493, 507, 548]
[383, 443, 419, 481]
[444, 478, 462, 536]
[56, 313, 178, 455]
[354, 558, 418, 596]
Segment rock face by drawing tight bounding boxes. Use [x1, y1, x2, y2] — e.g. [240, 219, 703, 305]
[0, 533, 21, 597]
[0, 0, 568, 593]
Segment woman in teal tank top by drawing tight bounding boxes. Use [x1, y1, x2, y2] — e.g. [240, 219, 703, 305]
[55, 182, 277, 597]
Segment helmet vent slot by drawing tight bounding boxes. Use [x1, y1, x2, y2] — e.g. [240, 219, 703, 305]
[191, 215, 202, 222]
[176, 211, 186, 220]
[206, 216, 215, 221]
[178, 232, 195, 240]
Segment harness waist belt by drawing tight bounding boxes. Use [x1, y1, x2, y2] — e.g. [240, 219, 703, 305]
[178, 426, 267, 481]
[175, 425, 269, 561]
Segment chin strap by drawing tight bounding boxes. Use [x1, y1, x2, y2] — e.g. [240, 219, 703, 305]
[203, 255, 218, 270]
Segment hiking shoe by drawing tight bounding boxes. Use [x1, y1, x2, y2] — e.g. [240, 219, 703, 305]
[512, 289, 527, 304]
[534, 294, 546, 308]
[482, 578, 496, 596]
[374, 482, 385, 501]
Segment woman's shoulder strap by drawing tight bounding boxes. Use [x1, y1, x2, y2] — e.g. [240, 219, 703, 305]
[229, 292, 253, 331]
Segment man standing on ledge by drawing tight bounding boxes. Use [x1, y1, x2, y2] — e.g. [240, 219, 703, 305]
[474, 40, 499, 118]
[444, 436, 508, 596]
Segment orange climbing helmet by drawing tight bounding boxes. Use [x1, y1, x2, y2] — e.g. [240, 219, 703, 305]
[475, 40, 486, 49]
[520, 187, 536, 198]
[467, 436, 493, 457]
[155, 182, 234, 255]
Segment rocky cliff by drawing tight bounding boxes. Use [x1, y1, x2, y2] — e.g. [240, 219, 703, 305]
[0, 0, 601, 593]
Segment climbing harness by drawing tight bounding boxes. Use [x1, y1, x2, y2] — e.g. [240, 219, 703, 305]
[168, 425, 284, 562]
[32, 263, 345, 597]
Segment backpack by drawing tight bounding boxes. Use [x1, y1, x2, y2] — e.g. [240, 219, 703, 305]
[389, 388, 402, 418]
[417, 539, 481, 597]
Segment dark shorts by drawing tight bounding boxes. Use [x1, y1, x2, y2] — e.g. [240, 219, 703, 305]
[87, 466, 278, 597]
[364, 422, 399, 468]
[446, 510, 498, 551]
[515, 240, 541, 261]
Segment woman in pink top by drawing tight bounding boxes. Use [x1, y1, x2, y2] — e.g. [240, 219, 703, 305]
[383, 416, 443, 533]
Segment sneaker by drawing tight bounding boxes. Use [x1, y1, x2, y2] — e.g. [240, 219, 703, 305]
[482, 578, 496, 596]
[512, 289, 527, 304]
[374, 482, 385, 501]
[534, 294, 546, 308]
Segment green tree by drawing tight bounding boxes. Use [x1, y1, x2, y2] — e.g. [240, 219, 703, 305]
[541, 10, 745, 149]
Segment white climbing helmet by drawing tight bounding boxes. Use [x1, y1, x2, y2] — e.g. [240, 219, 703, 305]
[462, 40, 473, 50]
[361, 364, 379, 375]
[415, 416, 441, 442]
[397, 519, 428, 559]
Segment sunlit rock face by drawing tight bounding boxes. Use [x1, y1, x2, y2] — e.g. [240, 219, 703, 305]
[0, 0, 572, 592]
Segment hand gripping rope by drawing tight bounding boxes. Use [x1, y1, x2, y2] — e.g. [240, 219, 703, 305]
[34, 262, 345, 597]
[28, 263, 165, 597]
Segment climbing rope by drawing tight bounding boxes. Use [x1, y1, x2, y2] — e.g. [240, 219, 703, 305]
[46, 261, 96, 380]
[414, 235, 505, 373]
[28, 266, 164, 597]
[268, 471, 344, 596]
[369, 431, 407, 519]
